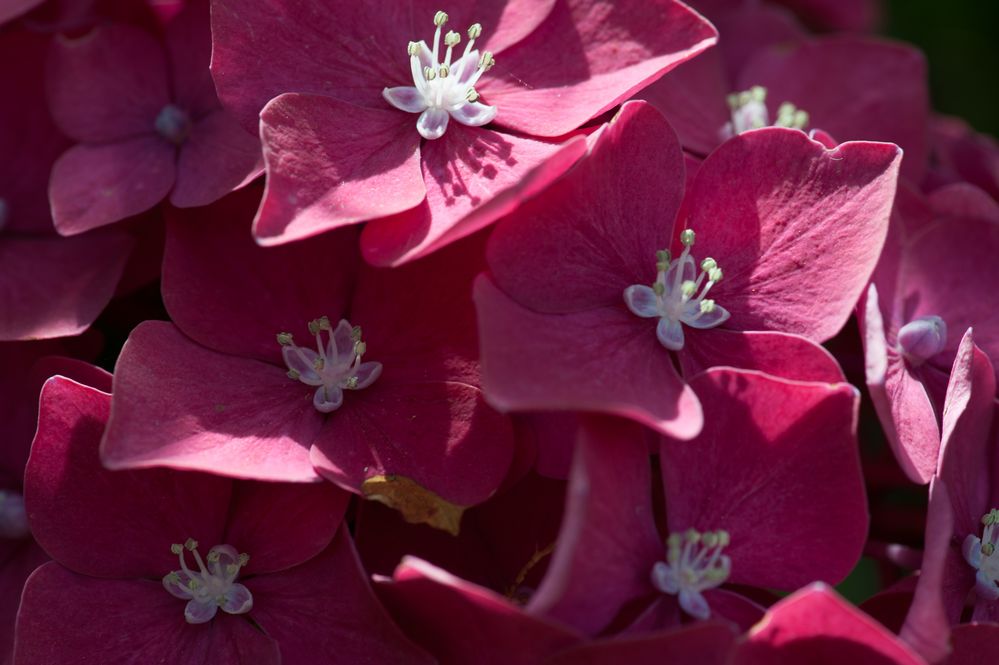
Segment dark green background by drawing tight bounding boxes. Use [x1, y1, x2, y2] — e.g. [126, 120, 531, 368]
[885, 0, 998, 137]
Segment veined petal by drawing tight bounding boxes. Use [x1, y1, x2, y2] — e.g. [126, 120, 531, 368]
[682, 302, 731, 329]
[282, 346, 323, 385]
[417, 108, 450, 140]
[352, 362, 382, 389]
[313, 386, 344, 413]
[222, 583, 254, 615]
[651, 561, 679, 594]
[383, 86, 428, 114]
[657, 317, 685, 350]
[331, 319, 356, 361]
[679, 588, 711, 620]
[623, 284, 660, 318]
[184, 599, 219, 624]
[450, 101, 497, 128]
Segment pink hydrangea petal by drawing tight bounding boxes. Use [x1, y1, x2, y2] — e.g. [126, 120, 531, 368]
[101, 321, 324, 482]
[529, 416, 663, 636]
[681, 329, 845, 383]
[162, 188, 357, 364]
[254, 93, 425, 245]
[661, 368, 867, 589]
[26, 377, 232, 579]
[0, 0, 43, 23]
[222, 481, 349, 576]
[949, 624, 999, 663]
[49, 137, 176, 235]
[360, 127, 587, 267]
[0, 232, 132, 341]
[486, 101, 685, 313]
[738, 36, 928, 180]
[543, 622, 738, 665]
[927, 183, 999, 224]
[45, 24, 169, 142]
[376, 557, 582, 664]
[171, 110, 263, 208]
[310, 380, 513, 507]
[474, 275, 703, 440]
[733, 584, 924, 665]
[479, 0, 718, 137]
[211, 0, 556, 131]
[685, 128, 901, 341]
[164, 0, 218, 115]
[250, 531, 434, 665]
[0, 540, 47, 661]
[15, 564, 281, 665]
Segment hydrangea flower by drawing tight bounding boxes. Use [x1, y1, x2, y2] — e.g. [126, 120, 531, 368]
[210, 0, 718, 264]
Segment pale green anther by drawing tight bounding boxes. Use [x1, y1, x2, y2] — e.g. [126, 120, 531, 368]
[717, 530, 730, 546]
[171, 544, 183, 555]
[185, 538, 198, 551]
[479, 51, 495, 70]
[355, 341, 367, 356]
[276, 332, 294, 346]
[166, 572, 180, 584]
[346, 376, 359, 389]
[984, 542, 996, 556]
[318, 316, 332, 331]
[188, 579, 200, 590]
[726, 93, 740, 110]
[444, 30, 461, 47]
[308, 319, 321, 335]
[439, 64, 450, 78]
[351, 326, 363, 341]
[749, 85, 767, 102]
[424, 66, 437, 81]
[468, 23, 482, 39]
[685, 528, 700, 543]
[466, 88, 480, 102]
[407, 41, 420, 56]
[681, 280, 697, 298]
[667, 533, 682, 548]
[656, 249, 672, 263]
[709, 268, 723, 283]
[700, 299, 716, 314]
[985, 511, 996, 526]
[313, 357, 325, 371]
[702, 532, 719, 547]
[207, 551, 220, 563]
[226, 564, 239, 576]
[700, 257, 717, 272]
[434, 10, 448, 26]
[238, 553, 250, 566]
[287, 369, 300, 380]
[653, 282, 666, 296]
[680, 229, 695, 246]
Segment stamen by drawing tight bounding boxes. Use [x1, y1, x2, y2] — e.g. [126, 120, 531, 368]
[964, 509, 999, 601]
[382, 10, 498, 139]
[622, 228, 731, 351]
[163, 540, 253, 624]
[278, 317, 383, 413]
[721, 85, 811, 139]
[651, 528, 731, 620]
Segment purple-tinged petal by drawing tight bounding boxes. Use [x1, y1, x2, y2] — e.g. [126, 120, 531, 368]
[26, 377, 232, 579]
[0, 0, 42, 24]
[948, 623, 999, 663]
[101, 321, 324, 482]
[486, 101, 684, 314]
[171, 110, 263, 208]
[686, 128, 901, 341]
[211, 0, 556, 131]
[936, 329, 996, 539]
[15, 563, 281, 665]
[164, 0, 219, 116]
[376, 557, 582, 665]
[661, 369, 867, 589]
[542, 622, 738, 665]
[927, 183, 999, 224]
[451, 101, 498, 127]
[738, 36, 928, 180]
[383, 86, 428, 113]
[475, 275, 703, 440]
[0, 540, 47, 663]
[733, 584, 924, 665]
[900, 479, 954, 664]
[681, 329, 846, 383]
[254, 93, 425, 245]
[528, 417, 663, 635]
[45, 25, 168, 142]
[0, 232, 132, 341]
[49, 138, 175, 234]
[162, 188, 357, 364]
[361, 129, 586, 267]
[480, 0, 718, 137]
[417, 107, 450, 140]
[250, 531, 434, 665]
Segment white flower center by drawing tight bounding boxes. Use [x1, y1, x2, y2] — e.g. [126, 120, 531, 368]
[382, 10, 497, 140]
[155, 104, 192, 145]
[897, 315, 947, 365]
[278, 316, 382, 413]
[163, 538, 253, 624]
[0, 490, 29, 539]
[651, 528, 731, 620]
[963, 509, 999, 602]
[721, 86, 809, 139]
[623, 229, 730, 350]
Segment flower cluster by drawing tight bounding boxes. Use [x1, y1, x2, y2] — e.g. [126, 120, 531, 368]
[1, 0, 997, 663]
